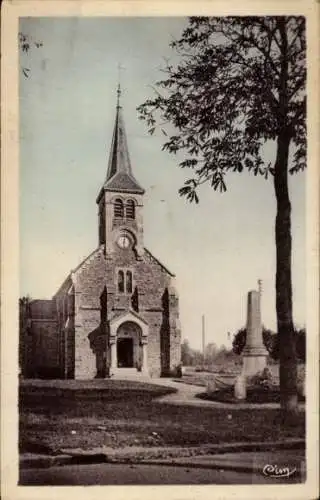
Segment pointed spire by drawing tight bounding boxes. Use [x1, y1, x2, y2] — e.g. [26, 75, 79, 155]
[105, 97, 132, 181]
[102, 87, 144, 195]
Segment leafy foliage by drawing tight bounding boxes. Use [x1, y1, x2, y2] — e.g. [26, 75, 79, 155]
[232, 326, 277, 357]
[181, 338, 239, 367]
[18, 32, 43, 77]
[19, 295, 32, 306]
[294, 327, 306, 362]
[139, 17, 306, 414]
[232, 326, 306, 362]
[181, 339, 202, 366]
[248, 367, 276, 389]
[232, 327, 247, 355]
[137, 17, 306, 200]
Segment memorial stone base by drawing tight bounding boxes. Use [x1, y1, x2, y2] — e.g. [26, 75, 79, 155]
[242, 348, 268, 378]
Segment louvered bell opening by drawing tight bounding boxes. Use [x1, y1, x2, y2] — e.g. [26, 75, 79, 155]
[125, 200, 135, 219]
[114, 198, 124, 218]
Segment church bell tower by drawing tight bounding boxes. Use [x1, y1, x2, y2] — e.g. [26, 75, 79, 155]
[96, 86, 145, 258]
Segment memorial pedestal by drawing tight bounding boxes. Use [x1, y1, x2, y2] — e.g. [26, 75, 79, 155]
[234, 288, 268, 399]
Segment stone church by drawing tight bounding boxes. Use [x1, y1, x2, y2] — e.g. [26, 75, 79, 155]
[20, 91, 181, 379]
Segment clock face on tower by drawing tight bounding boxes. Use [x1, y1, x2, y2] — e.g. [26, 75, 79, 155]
[117, 235, 130, 249]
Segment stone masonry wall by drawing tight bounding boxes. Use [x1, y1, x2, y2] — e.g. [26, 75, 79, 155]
[55, 279, 75, 378]
[141, 311, 162, 377]
[105, 247, 181, 377]
[169, 288, 181, 374]
[30, 320, 60, 378]
[20, 299, 60, 378]
[21, 243, 181, 379]
[52, 240, 182, 379]
[73, 248, 107, 379]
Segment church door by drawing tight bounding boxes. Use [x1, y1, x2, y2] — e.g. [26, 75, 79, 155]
[117, 338, 134, 367]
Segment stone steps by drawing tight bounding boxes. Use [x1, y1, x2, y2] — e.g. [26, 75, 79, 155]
[111, 368, 149, 379]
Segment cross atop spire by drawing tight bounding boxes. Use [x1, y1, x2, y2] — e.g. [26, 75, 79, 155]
[116, 83, 121, 108]
[116, 63, 124, 108]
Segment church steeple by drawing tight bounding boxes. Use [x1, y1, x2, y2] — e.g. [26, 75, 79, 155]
[101, 87, 144, 196]
[97, 88, 145, 257]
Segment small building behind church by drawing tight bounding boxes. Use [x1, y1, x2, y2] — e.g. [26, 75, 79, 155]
[20, 93, 181, 379]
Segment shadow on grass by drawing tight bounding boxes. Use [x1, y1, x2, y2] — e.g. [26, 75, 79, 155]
[19, 381, 305, 452]
[196, 387, 305, 405]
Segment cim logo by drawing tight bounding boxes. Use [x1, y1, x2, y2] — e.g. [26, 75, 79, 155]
[262, 464, 297, 478]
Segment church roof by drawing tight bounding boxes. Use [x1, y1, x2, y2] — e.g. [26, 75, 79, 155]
[98, 91, 144, 201]
[104, 171, 144, 194]
[144, 248, 175, 277]
[54, 247, 104, 297]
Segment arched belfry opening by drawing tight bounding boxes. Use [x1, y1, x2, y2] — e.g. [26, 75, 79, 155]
[114, 198, 124, 218]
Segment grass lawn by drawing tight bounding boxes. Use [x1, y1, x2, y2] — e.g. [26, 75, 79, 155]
[20, 380, 305, 453]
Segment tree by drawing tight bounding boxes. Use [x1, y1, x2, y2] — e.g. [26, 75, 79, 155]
[294, 327, 306, 363]
[232, 326, 278, 358]
[138, 17, 306, 418]
[181, 339, 193, 365]
[233, 325, 305, 363]
[204, 342, 218, 363]
[263, 328, 279, 359]
[19, 296, 32, 377]
[19, 32, 43, 77]
[232, 327, 247, 355]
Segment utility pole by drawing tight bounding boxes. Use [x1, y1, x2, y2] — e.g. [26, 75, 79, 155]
[202, 314, 205, 369]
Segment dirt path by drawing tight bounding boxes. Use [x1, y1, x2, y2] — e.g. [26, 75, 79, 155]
[132, 377, 304, 410]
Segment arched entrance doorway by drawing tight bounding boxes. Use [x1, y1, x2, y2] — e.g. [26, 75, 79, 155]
[109, 311, 149, 374]
[116, 321, 142, 369]
[117, 338, 134, 367]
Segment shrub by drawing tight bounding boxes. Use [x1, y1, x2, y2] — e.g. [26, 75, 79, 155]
[175, 364, 183, 378]
[297, 364, 305, 396]
[232, 326, 306, 362]
[247, 367, 276, 390]
[232, 328, 246, 355]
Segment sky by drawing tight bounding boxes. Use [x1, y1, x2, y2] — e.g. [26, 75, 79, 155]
[19, 17, 306, 350]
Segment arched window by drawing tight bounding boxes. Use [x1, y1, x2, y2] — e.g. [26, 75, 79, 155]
[126, 271, 133, 294]
[118, 270, 124, 293]
[125, 199, 135, 219]
[114, 198, 124, 218]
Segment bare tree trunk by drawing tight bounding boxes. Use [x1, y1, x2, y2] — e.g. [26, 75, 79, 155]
[274, 129, 298, 418]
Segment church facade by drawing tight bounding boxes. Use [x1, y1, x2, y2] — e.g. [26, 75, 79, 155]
[20, 94, 181, 379]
